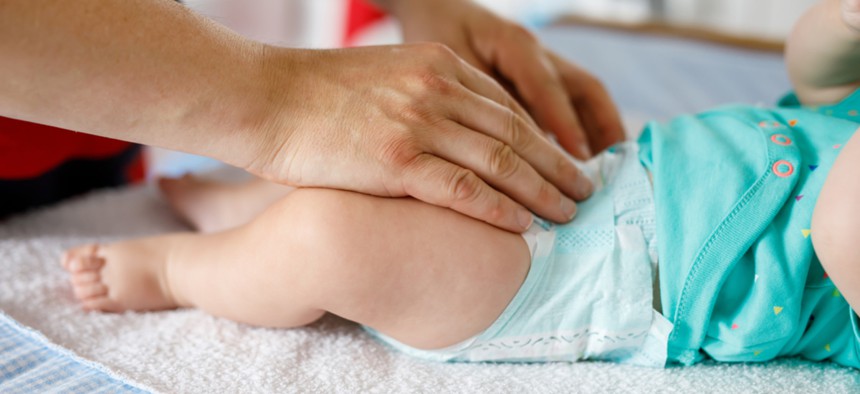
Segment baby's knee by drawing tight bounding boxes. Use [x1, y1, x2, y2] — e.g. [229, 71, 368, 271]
[254, 188, 374, 277]
[259, 187, 354, 247]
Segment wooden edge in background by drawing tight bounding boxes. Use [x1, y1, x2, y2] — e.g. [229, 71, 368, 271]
[554, 15, 785, 53]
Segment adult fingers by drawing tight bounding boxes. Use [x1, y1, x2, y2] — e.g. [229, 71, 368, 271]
[547, 51, 626, 153]
[400, 49, 589, 228]
[401, 153, 533, 232]
[447, 42, 493, 75]
[441, 87, 593, 203]
[450, 51, 541, 131]
[486, 28, 593, 159]
[423, 119, 579, 223]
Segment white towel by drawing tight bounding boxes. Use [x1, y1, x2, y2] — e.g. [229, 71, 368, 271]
[1, 184, 858, 393]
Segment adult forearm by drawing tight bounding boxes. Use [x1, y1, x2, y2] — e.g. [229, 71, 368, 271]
[0, 0, 276, 168]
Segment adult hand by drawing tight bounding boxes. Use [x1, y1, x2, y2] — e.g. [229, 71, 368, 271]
[248, 45, 593, 232]
[0, 0, 592, 232]
[378, 0, 626, 159]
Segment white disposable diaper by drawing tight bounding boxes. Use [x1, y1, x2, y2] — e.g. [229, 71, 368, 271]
[366, 142, 673, 367]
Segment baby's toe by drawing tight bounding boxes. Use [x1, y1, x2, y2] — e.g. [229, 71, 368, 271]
[71, 270, 101, 286]
[73, 281, 108, 300]
[61, 244, 99, 270]
[68, 255, 105, 273]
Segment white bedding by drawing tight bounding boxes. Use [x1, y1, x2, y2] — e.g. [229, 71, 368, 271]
[1, 185, 858, 393]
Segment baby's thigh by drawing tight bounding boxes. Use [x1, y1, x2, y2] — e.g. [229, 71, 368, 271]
[258, 188, 532, 350]
[812, 128, 860, 312]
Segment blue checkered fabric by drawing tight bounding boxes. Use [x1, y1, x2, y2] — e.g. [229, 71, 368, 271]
[0, 312, 150, 393]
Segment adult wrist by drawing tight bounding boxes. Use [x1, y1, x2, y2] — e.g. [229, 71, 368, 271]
[223, 45, 320, 180]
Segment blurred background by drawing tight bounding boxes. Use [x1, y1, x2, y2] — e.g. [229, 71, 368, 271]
[182, 0, 818, 49]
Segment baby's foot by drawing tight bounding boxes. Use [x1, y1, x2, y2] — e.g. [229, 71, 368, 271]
[62, 241, 182, 312]
[159, 175, 237, 233]
[843, 0, 860, 32]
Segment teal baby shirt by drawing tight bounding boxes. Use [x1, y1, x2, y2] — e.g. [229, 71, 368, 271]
[638, 90, 860, 368]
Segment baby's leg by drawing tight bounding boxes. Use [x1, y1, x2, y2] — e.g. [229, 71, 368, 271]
[159, 176, 293, 233]
[813, 128, 860, 313]
[63, 188, 530, 350]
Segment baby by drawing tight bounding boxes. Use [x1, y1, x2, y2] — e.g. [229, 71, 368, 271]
[63, 0, 860, 368]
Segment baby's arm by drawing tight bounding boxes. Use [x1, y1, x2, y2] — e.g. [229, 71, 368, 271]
[786, 0, 860, 105]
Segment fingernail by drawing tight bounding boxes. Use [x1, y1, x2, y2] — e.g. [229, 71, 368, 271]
[517, 209, 533, 230]
[561, 197, 577, 220]
[70, 259, 81, 271]
[575, 173, 594, 198]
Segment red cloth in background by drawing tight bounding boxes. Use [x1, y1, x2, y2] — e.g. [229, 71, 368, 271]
[344, 0, 387, 47]
[0, 116, 144, 181]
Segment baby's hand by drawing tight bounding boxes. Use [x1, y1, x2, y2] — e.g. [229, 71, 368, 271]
[843, 0, 860, 32]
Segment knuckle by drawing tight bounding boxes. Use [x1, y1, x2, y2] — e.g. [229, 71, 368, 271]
[448, 169, 483, 203]
[420, 41, 457, 60]
[400, 104, 436, 125]
[398, 153, 434, 198]
[380, 135, 423, 169]
[486, 142, 519, 179]
[484, 201, 506, 223]
[505, 112, 532, 150]
[416, 71, 455, 95]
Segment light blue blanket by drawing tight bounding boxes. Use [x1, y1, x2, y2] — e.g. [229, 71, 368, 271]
[0, 312, 149, 393]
